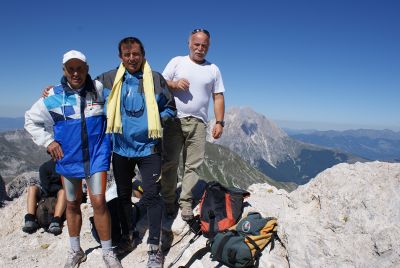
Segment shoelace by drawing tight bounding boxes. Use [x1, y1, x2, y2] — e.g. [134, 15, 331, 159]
[66, 251, 80, 263]
[148, 251, 163, 263]
[104, 250, 118, 260]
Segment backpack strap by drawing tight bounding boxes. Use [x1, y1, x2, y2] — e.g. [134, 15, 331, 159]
[270, 231, 285, 251]
[246, 236, 262, 268]
[247, 231, 285, 268]
[178, 244, 211, 268]
[167, 232, 202, 268]
[208, 210, 216, 238]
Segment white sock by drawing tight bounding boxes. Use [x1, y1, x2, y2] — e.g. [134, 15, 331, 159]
[69, 236, 80, 252]
[101, 239, 113, 253]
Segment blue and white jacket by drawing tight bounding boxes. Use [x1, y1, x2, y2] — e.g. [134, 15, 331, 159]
[25, 75, 111, 178]
[96, 69, 176, 157]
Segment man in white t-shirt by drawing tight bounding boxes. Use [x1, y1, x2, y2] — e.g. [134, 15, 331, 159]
[161, 29, 225, 221]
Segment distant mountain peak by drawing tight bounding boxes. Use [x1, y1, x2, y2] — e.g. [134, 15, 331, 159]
[227, 107, 288, 138]
[208, 106, 364, 184]
[208, 107, 291, 167]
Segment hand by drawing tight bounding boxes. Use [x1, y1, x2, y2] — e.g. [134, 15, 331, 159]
[212, 124, 223, 139]
[47, 141, 64, 160]
[41, 86, 53, 98]
[175, 79, 190, 91]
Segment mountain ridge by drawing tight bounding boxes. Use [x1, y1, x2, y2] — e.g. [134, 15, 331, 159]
[0, 128, 292, 192]
[290, 129, 400, 161]
[207, 107, 366, 184]
[0, 130, 48, 183]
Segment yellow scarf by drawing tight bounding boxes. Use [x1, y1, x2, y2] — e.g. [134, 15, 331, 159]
[106, 61, 162, 139]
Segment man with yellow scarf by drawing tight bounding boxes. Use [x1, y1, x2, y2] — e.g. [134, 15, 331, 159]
[96, 37, 176, 268]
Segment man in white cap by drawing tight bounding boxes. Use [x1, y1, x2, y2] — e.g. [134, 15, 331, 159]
[25, 50, 122, 268]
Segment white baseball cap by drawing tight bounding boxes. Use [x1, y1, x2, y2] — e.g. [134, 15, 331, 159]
[62, 50, 87, 64]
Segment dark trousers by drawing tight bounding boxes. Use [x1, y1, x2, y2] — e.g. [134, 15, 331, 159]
[112, 152, 162, 245]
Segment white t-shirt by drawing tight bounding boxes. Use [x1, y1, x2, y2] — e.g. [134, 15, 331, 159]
[162, 55, 225, 123]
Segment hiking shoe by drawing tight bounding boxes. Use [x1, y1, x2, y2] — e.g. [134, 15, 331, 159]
[64, 248, 86, 268]
[181, 206, 194, 221]
[22, 214, 39, 234]
[115, 233, 136, 256]
[147, 250, 164, 268]
[48, 217, 62, 235]
[102, 250, 123, 268]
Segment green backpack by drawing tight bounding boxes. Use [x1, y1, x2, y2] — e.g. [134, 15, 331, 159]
[210, 212, 279, 267]
[180, 212, 281, 268]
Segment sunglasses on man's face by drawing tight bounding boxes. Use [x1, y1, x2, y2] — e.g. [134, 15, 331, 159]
[191, 29, 210, 38]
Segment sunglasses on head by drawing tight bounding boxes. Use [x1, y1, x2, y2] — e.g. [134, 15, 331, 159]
[191, 29, 210, 38]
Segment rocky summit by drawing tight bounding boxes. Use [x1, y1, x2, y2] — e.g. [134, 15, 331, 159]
[0, 161, 399, 267]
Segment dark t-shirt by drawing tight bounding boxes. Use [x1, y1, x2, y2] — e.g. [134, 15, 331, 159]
[39, 160, 62, 197]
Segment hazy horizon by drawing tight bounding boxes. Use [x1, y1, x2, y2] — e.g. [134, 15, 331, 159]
[0, 114, 398, 132]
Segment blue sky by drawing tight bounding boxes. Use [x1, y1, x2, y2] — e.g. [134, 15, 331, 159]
[0, 0, 399, 130]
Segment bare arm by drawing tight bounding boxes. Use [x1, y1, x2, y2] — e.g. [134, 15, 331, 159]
[166, 78, 190, 91]
[212, 92, 225, 139]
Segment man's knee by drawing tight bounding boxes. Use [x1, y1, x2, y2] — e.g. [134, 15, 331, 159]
[55, 190, 66, 210]
[185, 157, 204, 171]
[66, 200, 81, 213]
[28, 185, 40, 194]
[142, 196, 161, 208]
[141, 188, 161, 207]
[116, 189, 133, 204]
[162, 158, 179, 170]
[91, 195, 107, 214]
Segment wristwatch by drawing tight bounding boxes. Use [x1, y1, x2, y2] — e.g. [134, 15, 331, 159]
[215, 120, 225, 127]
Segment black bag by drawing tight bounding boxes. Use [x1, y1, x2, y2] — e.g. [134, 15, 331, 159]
[90, 198, 122, 244]
[199, 182, 250, 238]
[169, 182, 250, 268]
[36, 197, 57, 228]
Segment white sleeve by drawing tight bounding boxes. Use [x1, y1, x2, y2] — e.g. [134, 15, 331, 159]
[94, 80, 104, 100]
[162, 56, 180, 81]
[212, 64, 225, 94]
[24, 98, 55, 148]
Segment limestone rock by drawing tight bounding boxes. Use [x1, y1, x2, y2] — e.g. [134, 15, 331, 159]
[0, 161, 399, 267]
